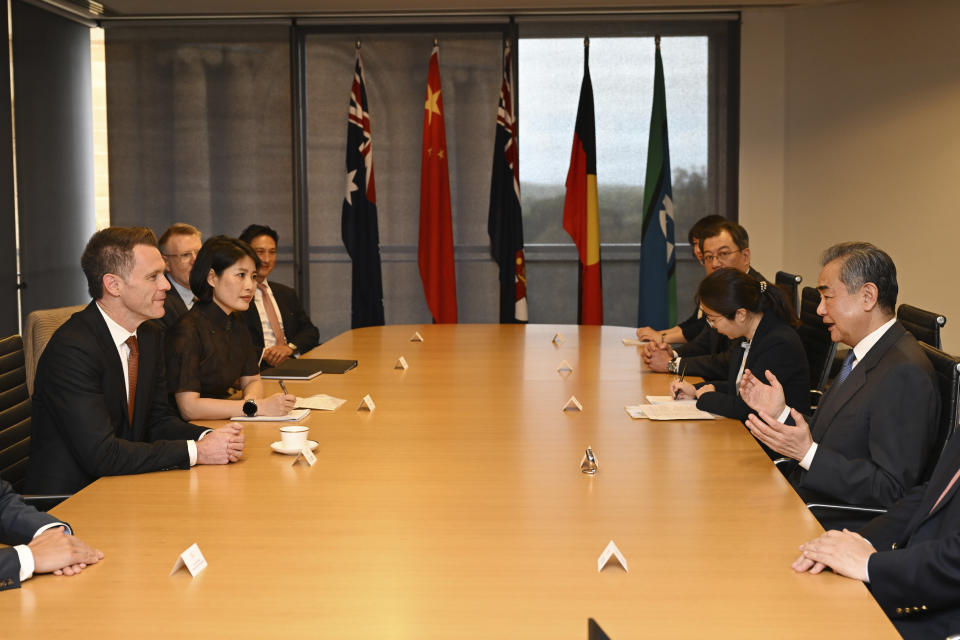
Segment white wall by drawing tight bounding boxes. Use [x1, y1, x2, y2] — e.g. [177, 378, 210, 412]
[741, 0, 960, 352]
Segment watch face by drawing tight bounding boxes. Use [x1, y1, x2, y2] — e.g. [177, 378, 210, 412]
[243, 400, 257, 416]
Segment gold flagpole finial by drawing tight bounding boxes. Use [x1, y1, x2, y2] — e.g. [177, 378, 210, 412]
[584, 37, 590, 48]
[655, 34, 661, 48]
[356, 39, 361, 50]
[434, 36, 439, 47]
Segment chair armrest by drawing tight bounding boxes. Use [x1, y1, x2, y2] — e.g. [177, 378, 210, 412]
[22, 494, 72, 512]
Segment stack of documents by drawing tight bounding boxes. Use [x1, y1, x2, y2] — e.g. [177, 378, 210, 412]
[295, 394, 347, 411]
[624, 395, 715, 420]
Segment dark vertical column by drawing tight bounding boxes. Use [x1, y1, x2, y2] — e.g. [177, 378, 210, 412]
[0, 1, 19, 336]
[13, 1, 95, 317]
[290, 23, 310, 308]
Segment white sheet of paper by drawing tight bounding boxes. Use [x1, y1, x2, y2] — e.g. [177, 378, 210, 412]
[295, 394, 346, 411]
[395, 356, 409, 370]
[410, 331, 424, 342]
[621, 337, 648, 346]
[645, 395, 698, 406]
[562, 395, 583, 412]
[358, 394, 376, 412]
[597, 540, 628, 572]
[230, 408, 311, 422]
[624, 404, 715, 420]
[294, 446, 317, 467]
[170, 543, 207, 577]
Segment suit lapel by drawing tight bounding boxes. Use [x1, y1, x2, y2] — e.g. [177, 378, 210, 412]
[83, 303, 130, 432]
[808, 322, 905, 440]
[905, 439, 960, 540]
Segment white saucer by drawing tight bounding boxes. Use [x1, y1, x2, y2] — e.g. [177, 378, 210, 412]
[270, 440, 319, 456]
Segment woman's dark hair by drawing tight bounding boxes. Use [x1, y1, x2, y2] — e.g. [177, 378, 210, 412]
[697, 268, 798, 327]
[189, 235, 260, 303]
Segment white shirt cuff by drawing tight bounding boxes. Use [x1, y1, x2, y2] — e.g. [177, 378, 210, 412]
[188, 430, 214, 466]
[16, 522, 70, 582]
[14, 545, 33, 582]
[799, 442, 818, 470]
[776, 405, 792, 423]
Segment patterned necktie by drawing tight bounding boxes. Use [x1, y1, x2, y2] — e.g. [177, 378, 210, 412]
[125, 335, 139, 424]
[833, 351, 857, 387]
[258, 282, 286, 346]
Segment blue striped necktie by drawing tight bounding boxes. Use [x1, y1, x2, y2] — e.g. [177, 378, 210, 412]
[834, 351, 858, 387]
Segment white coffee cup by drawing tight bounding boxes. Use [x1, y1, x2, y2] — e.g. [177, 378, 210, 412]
[280, 426, 309, 450]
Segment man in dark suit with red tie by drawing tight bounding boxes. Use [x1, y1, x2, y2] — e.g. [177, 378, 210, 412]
[793, 433, 960, 639]
[26, 227, 245, 495]
[239, 224, 319, 369]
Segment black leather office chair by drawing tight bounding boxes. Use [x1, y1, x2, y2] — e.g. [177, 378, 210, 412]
[797, 286, 837, 404]
[0, 335, 31, 493]
[775, 271, 802, 319]
[806, 342, 960, 531]
[898, 303, 947, 349]
[0, 334, 70, 510]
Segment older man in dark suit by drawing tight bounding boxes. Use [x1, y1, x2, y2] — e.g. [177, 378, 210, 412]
[26, 227, 244, 495]
[741, 242, 940, 528]
[0, 479, 102, 590]
[157, 222, 202, 330]
[793, 432, 960, 639]
[239, 224, 319, 369]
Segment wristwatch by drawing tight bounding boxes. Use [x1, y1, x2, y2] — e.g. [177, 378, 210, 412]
[242, 399, 258, 417]
[666, 357, 680, 374]
[286, 342, 297, 352]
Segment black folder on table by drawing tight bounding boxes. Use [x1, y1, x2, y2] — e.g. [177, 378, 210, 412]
[260, 358, 357, 379]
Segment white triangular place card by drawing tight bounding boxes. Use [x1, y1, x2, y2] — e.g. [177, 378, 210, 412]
[597, 540, 628, 572]
[562, 395, 583, 412]
[410, 331, 424, 342]
[293, 446, 317, 467]
[394, 356, 409, 370]
[557, 360, 573, 373]
[357, 394, 376, 412]
[552, 332, 565, 345]
[170, 542, 207, 577]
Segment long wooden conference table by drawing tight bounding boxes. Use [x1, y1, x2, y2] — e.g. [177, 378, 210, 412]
[4, 324, 897, 637]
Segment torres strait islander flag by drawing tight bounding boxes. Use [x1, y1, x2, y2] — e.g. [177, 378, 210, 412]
[487, 41, 528, 323]
[418, 43, 458, 323]
[562, 40, 602, 325]
[342, 46, 385, 328]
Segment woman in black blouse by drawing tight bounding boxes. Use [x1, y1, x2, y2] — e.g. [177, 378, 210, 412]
[669, 268, 809, 421]
[166, 236, 295, 420]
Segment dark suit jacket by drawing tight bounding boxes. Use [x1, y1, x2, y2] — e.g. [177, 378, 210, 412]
[243, 281, 320, 364]
[0, 478, 65, 591]
[695, 312, 809, 422]
[26, 302, 207, 495]
[675, 267, 767, 380]
[790, 321, 940, 509]
[157, 273, 190, 330]
[860, 434, 960, 639]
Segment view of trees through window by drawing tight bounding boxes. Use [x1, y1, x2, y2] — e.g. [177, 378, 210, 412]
[518, 36, 709, 246]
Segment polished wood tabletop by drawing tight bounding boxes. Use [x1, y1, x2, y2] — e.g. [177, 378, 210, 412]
[3, 324, 896, 638]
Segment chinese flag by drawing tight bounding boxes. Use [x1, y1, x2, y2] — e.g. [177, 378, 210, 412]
[418, 44, 458, 323]
[562, 43, 602, 325]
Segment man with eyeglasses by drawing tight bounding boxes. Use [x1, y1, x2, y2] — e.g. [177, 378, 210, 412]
[239, 224, 320, 369]
[157, 223, 202, 330]
[636, 214, 725, 346]
[643, 219, 767, 378]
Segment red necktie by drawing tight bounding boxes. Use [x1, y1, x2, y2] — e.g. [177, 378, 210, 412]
[258, 282, 287, 346]
[125, 335, 139, 424]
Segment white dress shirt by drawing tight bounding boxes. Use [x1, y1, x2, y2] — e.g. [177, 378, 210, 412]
[170, 278, 195, 311]
[95, 303, 199, 465]
[253, 280, 287, 349]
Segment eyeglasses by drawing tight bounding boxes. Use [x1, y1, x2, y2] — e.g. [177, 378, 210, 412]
[700, 307, 725, 328]
[701, 248, 742, 263]
[162, 250, 198, 263]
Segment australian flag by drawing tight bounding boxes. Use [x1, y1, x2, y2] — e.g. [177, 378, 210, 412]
[487, 41, 528, 323]
[342, 48, 385, 328]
